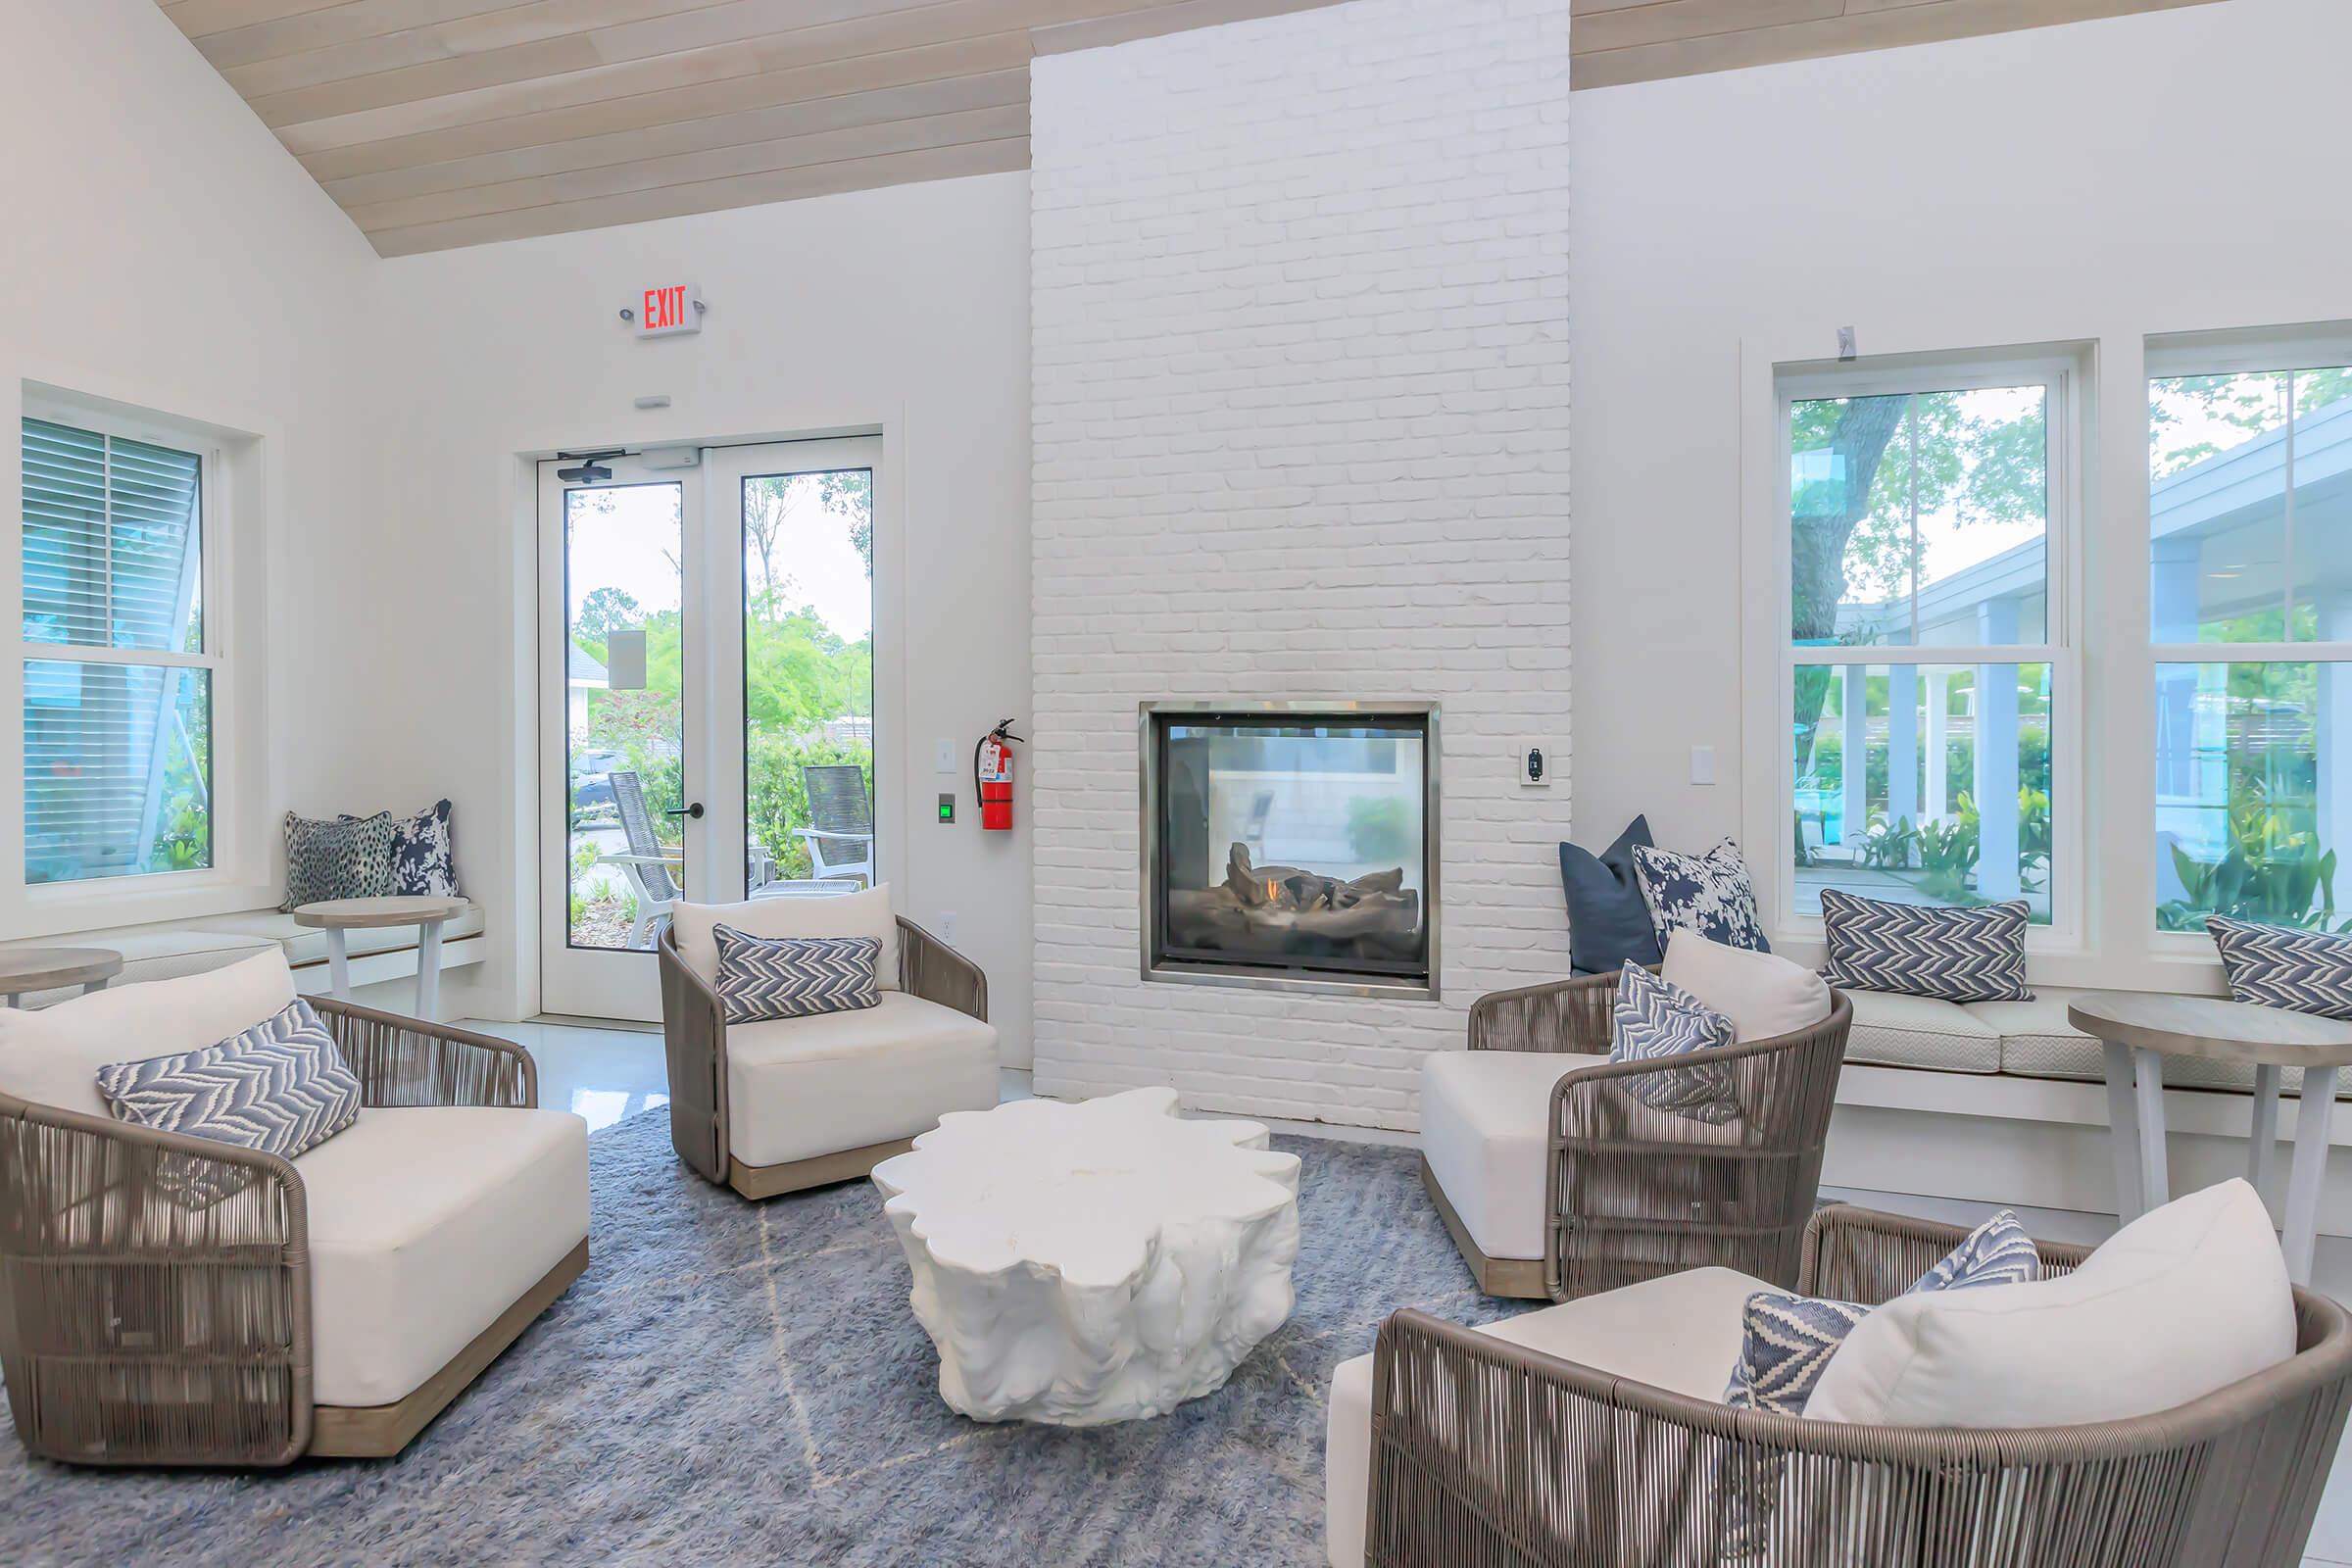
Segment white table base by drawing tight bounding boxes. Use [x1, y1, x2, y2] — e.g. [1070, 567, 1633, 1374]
[320, 916, 450, 1020]
[2101, 1046, 2337, 1284]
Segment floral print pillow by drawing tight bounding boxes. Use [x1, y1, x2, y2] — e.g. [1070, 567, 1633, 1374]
[1631, 837, 1769, 953]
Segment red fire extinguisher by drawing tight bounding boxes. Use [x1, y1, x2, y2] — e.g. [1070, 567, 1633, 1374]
[975, 719, 1021, 832]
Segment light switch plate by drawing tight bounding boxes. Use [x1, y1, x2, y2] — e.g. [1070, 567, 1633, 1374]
[1690, 745, 1716, 786]
[935, 737, 956, 774]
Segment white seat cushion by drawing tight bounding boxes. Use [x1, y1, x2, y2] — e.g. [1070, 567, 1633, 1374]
[673, 884, 901, 992]
[726, 991, 998, 1168]
[0, 950, 296, 1117]
[1841, 988, 2001, 1073]
[1659, 931, 1832, 1043]
[297, 1105, 588, 1408]
[1325, 1265, 1767, 1568]
[1806, 1179, 2295, 1428]
[1419, 1049, 1604, 1262]
[1978, 986, 2316, 1096]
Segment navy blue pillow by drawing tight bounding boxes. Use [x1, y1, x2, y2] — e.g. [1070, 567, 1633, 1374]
[1559, 816, 1664, 975]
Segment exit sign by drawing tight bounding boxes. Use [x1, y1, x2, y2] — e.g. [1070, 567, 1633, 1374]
[635, 282, 703, 338]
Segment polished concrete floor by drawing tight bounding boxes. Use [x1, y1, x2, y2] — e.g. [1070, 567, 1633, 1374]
[463, 1015, 2352, 1566]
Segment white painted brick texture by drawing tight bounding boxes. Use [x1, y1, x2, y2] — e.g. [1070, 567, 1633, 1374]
[1029, 0, 1573, 1130]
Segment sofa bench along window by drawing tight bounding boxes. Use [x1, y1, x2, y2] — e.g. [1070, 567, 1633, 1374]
[2150, 355, 2352, 934]
[1780, 366, 2072, 931]
[18, 415, 214, 884]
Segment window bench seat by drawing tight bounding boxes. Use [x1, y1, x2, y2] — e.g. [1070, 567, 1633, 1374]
[1826, 986, 2352, 1239]
[0, 906, 486, 1008]
[1842, 985, 2352, 1099]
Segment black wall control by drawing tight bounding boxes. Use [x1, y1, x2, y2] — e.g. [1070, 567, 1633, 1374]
[1526, 747, 1545, 782]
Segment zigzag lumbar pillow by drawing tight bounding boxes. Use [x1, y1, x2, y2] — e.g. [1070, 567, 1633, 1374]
[1816, 890, 2033, 1002]
[1608, 961, 1740, 1124]
[714, 926, 882, 1024]
[95, 999, 363, 1209]
[2208, 916, 2352, 1019]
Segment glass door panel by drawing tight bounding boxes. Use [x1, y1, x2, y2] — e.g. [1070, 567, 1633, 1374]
[540, 458, 699, 1021]
[741, 463, 874, 898]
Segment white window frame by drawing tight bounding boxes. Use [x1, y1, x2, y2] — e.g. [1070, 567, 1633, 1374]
[1761, 350, 2086, 955]
[8, 382, 265, 932]
[2145, 323, 2352, 951]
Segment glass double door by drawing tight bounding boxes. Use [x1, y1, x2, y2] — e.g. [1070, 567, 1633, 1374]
[539, 439, 878, 1020]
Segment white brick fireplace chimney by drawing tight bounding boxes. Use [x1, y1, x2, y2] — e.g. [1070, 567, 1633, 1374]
[1029, 0, 1574, 1131]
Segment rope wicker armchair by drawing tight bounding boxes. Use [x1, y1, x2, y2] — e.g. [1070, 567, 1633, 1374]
[660, 906, 995, 1200]
[1358, 1203, 2352, 1567]
[1435, 970, 1852, 1299]
[0, 996, 585, 1466]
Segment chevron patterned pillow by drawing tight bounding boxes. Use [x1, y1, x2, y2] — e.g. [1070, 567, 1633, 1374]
[2208, 916, 2352, 1019]
[1816, 890, 2033, 1002]
[94, 999, 362, 1209]
[714, 926, 882, 1024]
[1608, 962, 1740, 1125]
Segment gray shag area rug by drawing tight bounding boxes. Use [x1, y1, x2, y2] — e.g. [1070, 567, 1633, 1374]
[0, 1108, 1518, 1566]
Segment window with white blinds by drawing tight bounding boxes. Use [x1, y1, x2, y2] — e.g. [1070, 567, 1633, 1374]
[20, 416, 214, 884]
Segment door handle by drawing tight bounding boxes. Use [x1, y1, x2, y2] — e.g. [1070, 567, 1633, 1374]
[667, 803, 706, 820]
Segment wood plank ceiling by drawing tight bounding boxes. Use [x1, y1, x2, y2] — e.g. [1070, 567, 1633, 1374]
[158, 0, 2226, 258]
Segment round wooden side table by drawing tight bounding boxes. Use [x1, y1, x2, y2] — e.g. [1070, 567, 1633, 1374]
[0, 947, 122, 1008]
[2068, 991, 2352, 1285]
[294, 896, 470, 1020]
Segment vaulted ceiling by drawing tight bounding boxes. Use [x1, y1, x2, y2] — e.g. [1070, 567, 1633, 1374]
[159, 0, 2223, 258]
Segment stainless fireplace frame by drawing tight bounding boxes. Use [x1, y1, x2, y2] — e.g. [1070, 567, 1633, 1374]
[1138, 699, 1441, 1001]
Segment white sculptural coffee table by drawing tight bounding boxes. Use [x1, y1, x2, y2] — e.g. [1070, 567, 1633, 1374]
[871, 1088, 1302, 1425]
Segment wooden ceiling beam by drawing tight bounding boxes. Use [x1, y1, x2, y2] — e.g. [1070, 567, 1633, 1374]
[297, 30, 1033, 179]
[146, 0, 2234, 258]
[368, 133, 1027, 254]
[320, 62, 1026, 204]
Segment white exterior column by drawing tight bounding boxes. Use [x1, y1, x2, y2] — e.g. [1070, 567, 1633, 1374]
[1840, 663, 1870, 849]
[2151, 537, 2203, 895]
[1976, 597, 2021, 900]
[2317, 598, 2352, 878]
[1925, 670, 1950, 824]
[1886, 663, 1920, 830]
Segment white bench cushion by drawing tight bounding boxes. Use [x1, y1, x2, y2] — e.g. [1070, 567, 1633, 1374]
[674, 885, 901, 993]
[0, 950, 296, 1118]
[1325, 1265, 1768, 1568]
[188, 905, 487, 969]
[297, 1104, 588, 1408]
[726, 991, 997, 1168]
[1420, 1049, 1603, 1262]
[1975, 986, 2337, 1096]
[1841, 988, 2001, 1073]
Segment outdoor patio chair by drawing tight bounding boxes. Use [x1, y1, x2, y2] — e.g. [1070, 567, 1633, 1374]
[797, 763, 875, 888]
[602, 770, 683, 949]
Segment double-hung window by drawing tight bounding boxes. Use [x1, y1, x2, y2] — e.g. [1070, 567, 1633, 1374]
[1778, 362, 2074, 931]
[18, 415, 215, 885]
[2149, 350, 2352, 934]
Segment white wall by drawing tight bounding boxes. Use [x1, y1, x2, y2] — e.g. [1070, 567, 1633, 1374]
[1572, 0, 2352, 990]
[1029, 0, 1574, 1130]
[0, 0, 376, 935]
[360, 173, 1034, 1052]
